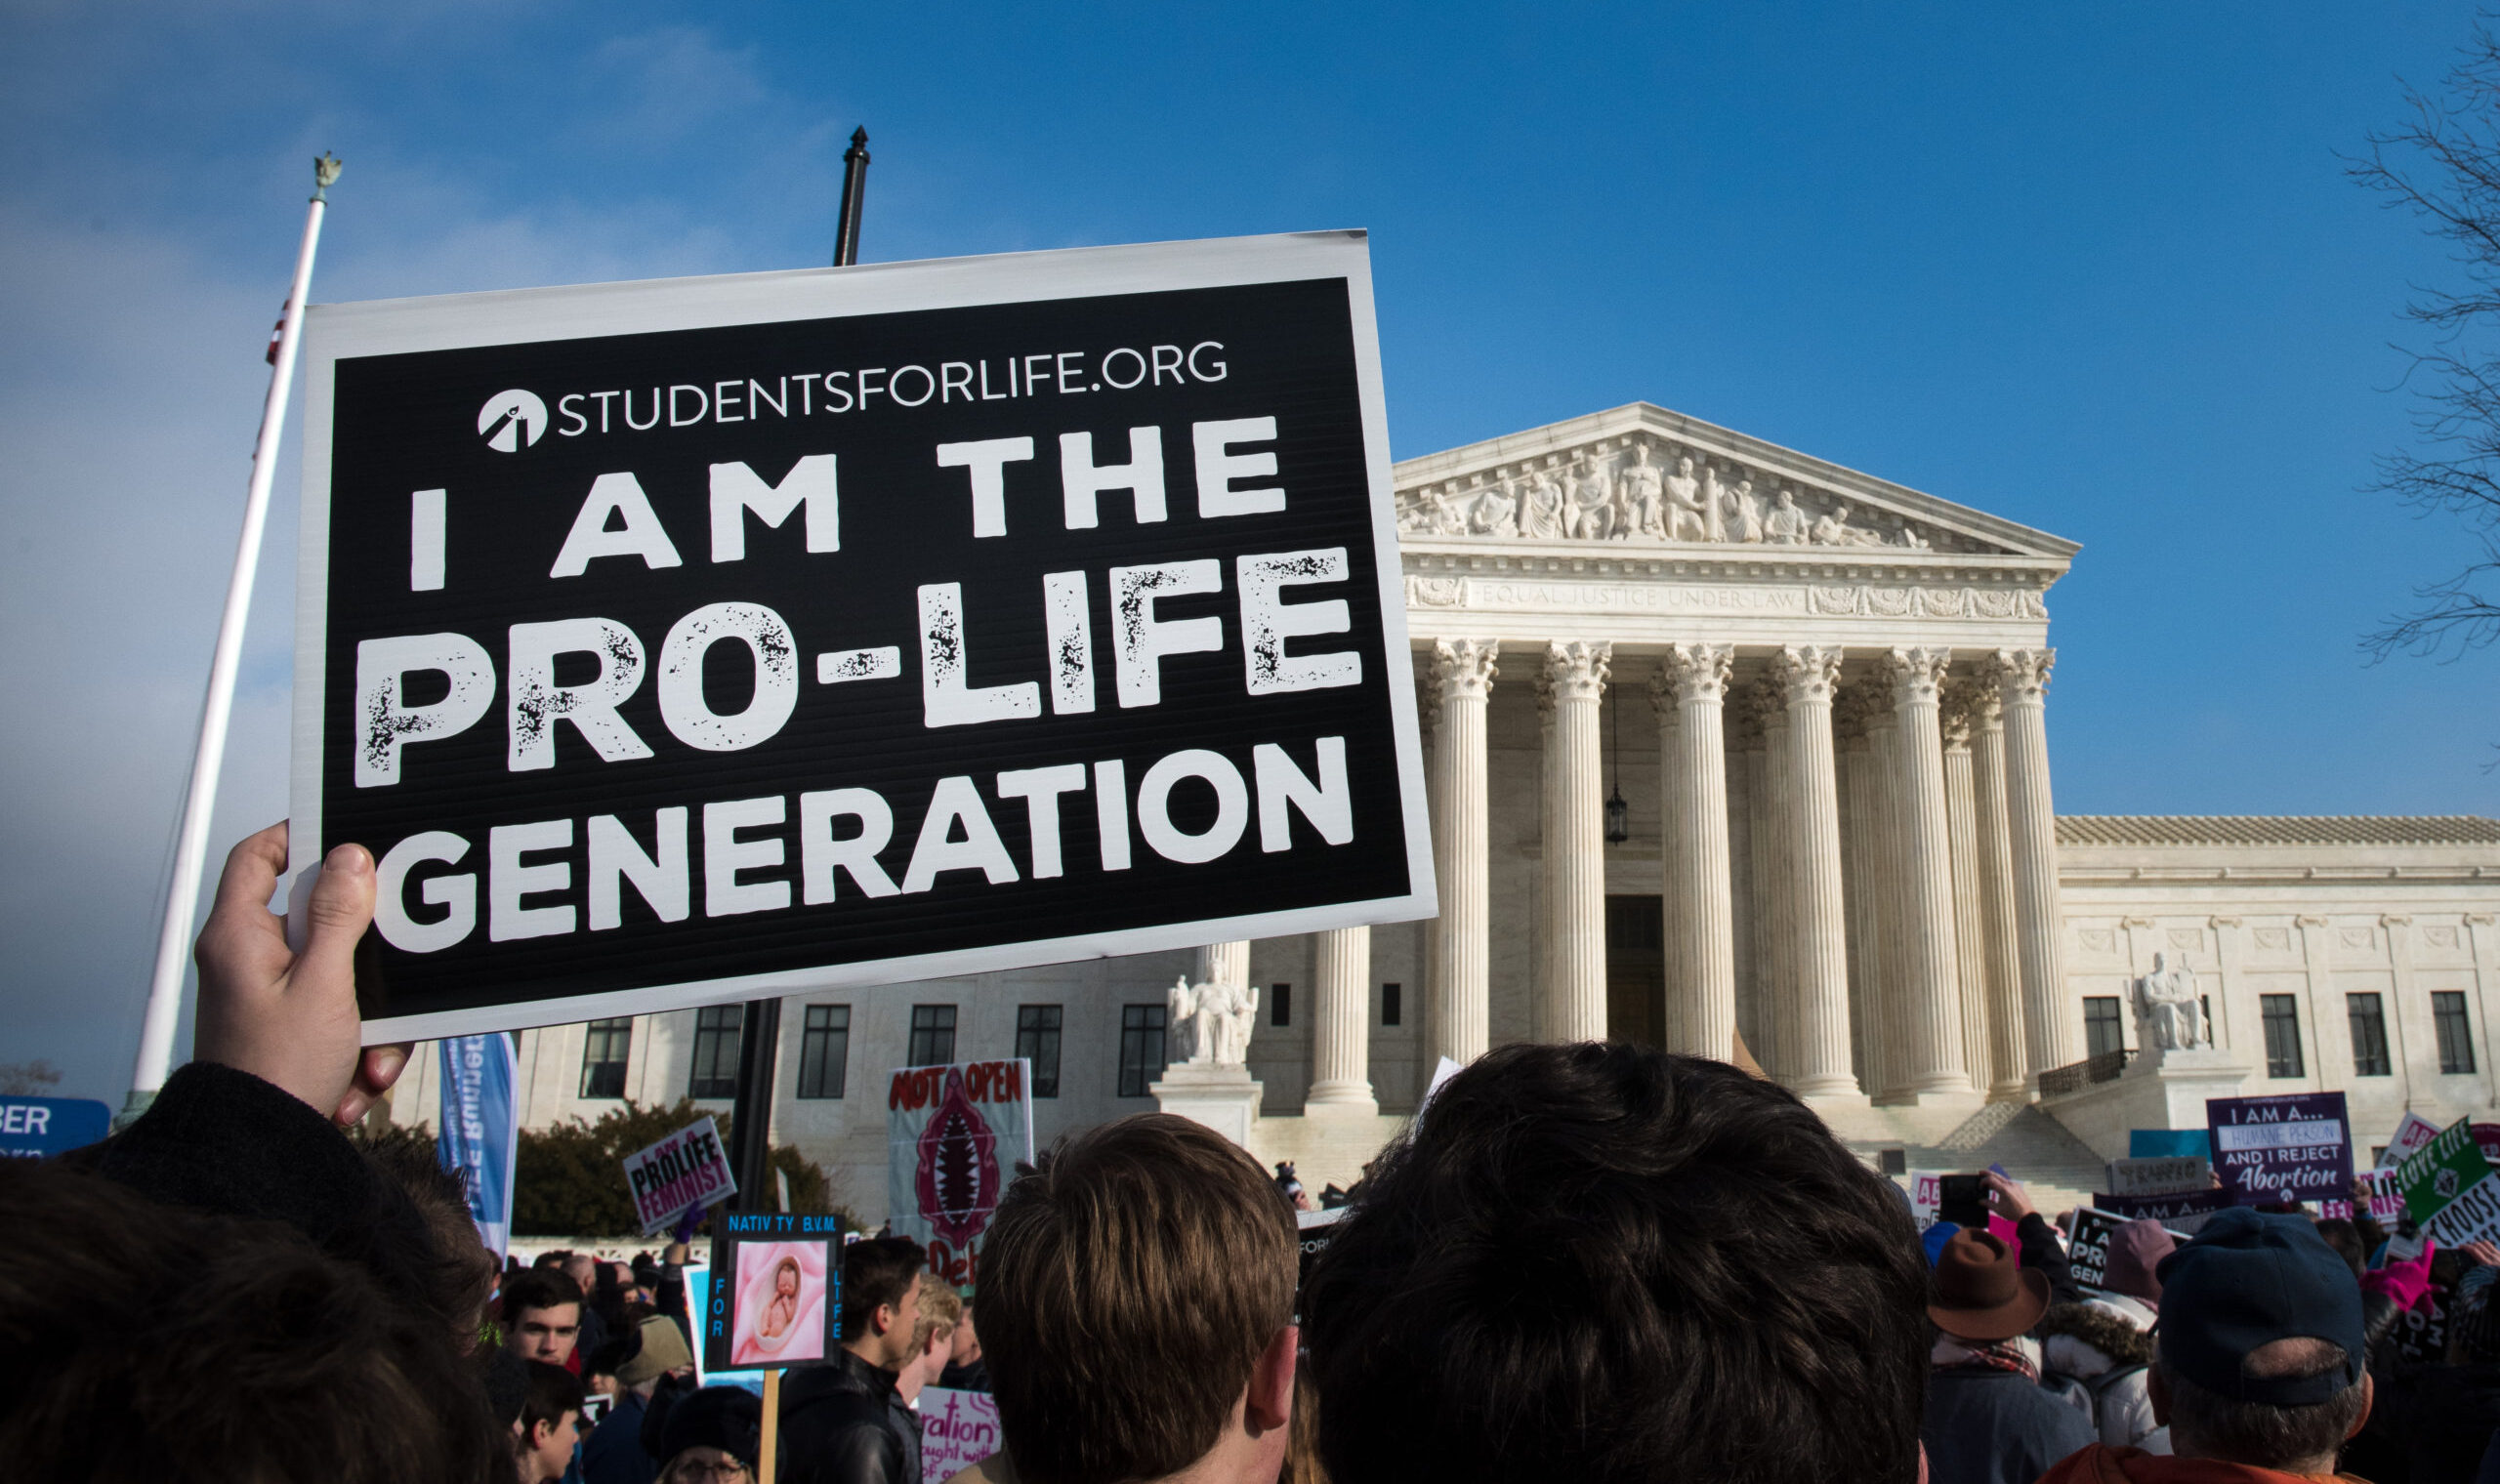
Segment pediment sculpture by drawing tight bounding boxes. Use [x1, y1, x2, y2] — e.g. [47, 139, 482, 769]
[1396, 436, 1981, 554]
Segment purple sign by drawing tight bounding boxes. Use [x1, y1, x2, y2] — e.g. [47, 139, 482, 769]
[2094, 1186, 2230, 1233]
[2207, 1092, 2352, 1210]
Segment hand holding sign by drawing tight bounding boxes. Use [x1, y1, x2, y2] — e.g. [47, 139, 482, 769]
[191, 821, 411, 1126]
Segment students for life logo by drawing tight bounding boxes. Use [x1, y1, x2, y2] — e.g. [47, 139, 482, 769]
[2438, 1167, 2463, 1199]
[478, 389, 548, 452]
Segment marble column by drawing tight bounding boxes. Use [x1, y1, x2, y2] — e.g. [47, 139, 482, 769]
[1988, 647, 2080, 1077]
[1541, 640, 1612, 1043]
[1417, 671, 1439, 1102]
[1835, 686, 1886, 1094]
[1864, 694, 1915, 1101]
[1940, 684, 1994, 1094]
[1965, 681, 2030, 1100]
[1536, 682, 1560, 1041]
[1657, 643, 1737, 1060]
[1429, 639, 1499, 1068]
[1190, 941, 1249, 994]
[1776, 645, 1862, 1098]
[1885, 646, 1974, 1098]
[1307, 926, 1377, 1112]
[1740, 683, 1788, 1078]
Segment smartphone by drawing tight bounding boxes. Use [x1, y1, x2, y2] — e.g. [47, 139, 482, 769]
[1939, 1175, 1988, 1229]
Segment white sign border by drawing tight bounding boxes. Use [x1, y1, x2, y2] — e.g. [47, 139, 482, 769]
[290, 230, 1437, 1044]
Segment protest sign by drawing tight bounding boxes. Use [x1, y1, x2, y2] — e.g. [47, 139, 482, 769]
[0, 1095, 107, 1160]
[2066, 1208, 2127, 1291]
[2395, 1117, 2500, 1245]
[2095, 1187, 2230, 1234]
[921, 1388, 1004, 1484]
[2357, 1168, 2406, 1226]
[2105, 1156, 2209, 1198]
[889, 1058, 1035, 1288]
[435, 1034, 519, 1254]
[289, 232, 1433, 1041]
[2391, 1290, 2451, 1367]
[699, 1210, 846, 1377]
[1296, 1205, 1344, 1326]
[2478, 1123, 2500, 1168]
[2130, 1129, 2209, 1159]
[623, 1115, 737, 1235]
[2208, 1092, 2351, 1209]
[2382, 1111, 2445, 1168]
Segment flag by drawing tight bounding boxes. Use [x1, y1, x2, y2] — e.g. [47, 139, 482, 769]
[438, 1034, 520, 1257]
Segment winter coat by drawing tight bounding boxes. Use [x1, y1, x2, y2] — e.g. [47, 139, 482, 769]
[2038, 1442, 2370, 1484]
[582, 1389, 657, 1484]
[2038, 1301, 2165, 1452]
[2400, 1362, 2500, 1484]
[779, 1348, 916, 1484]
[1921, 1366, 2098, 1484]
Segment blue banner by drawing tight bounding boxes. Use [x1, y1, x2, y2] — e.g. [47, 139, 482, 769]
[0, 1095, 109, 1159]
[438, 1035, 519, 1257]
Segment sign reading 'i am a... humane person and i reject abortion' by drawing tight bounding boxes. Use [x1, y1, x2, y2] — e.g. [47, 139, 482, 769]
[291, 233, 1434, 1040]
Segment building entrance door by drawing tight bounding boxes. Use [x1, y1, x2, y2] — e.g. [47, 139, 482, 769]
[1605, 894, 1664, 1048]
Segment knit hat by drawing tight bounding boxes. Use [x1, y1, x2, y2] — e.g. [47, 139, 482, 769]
[1929, 1228, 2050, 1341]
[615, 1315, 695, 1386]
[2103, 1219, 2176, 1307]
[656, 1386, 762, 1468]
[2154, 1207, 2364, 1405]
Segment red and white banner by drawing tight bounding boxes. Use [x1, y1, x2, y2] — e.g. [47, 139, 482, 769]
[887, 1059, 1034, 1289]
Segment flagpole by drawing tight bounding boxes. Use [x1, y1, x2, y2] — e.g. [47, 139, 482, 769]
[123, 153, 342, 1126]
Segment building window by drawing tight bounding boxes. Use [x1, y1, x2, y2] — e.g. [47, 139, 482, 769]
[2083, 998, 2124, 1059]
[579, 1017, 633, 1098]
[2436, 991, 2479, 1075]
[907, 1005, 958, 1067]
[1271, 983, 1292, 1027]
[1017, 1005, 1062, 1098]
[688, 1006, 743, 1098]
[1382, 982, 1401, 1026]
[797, 1005, 851, 1099]
[2260, 995, 2305, 1080]
[1118, 1004, 1169, 1096]
[2347, 994, 2392, 1078]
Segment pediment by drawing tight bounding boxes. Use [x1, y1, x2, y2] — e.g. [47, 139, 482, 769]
[1393, 402, 2078, 563]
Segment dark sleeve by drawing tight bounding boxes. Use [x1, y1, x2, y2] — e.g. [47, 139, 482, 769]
[72, 1061, 431, 1287]
[2018, 1212, 2085, 1306]
[782, 1420, 903, 1484]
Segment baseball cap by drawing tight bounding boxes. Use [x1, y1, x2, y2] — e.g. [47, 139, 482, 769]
[2153, 1207, 2364, 1405]
[614, 1314, 695, 1386]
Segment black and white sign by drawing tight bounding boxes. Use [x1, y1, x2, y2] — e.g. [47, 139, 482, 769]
[2066, 1207, 2125, 1292]
[292, 233, 1432, 1040]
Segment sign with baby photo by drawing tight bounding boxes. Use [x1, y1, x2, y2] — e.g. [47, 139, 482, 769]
[699, 1211, 847, 1376]
[888, 1057, 1035, 1292]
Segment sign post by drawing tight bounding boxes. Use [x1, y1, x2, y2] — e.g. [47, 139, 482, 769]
[290, 231, 1432, 1043]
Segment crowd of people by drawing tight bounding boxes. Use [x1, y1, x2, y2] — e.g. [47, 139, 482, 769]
[8, 819, 2500, 1483]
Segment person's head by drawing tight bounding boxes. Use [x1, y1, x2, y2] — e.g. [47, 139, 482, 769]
[2103, 1218, 2178, 1307]
[0, 1159, 509, 1484]
[981, 1113, 1299, 1484]
[2148, 1208, 2372, 1473]
[655, 1385, 762, 1484]
[614, 1313, 697, 1398]
[513, 1358, 585, 1483]
[839, 1236, 928, 1369]
[950, 1303, 982, 1366]
[500, 1269, 585, 1364]
[533, 1250, 568, 1271]
[583, 1337, 632, 1396]
[1929, 1227, 2049, 1342]
[902, 1276, 964, 1398]
[1305, 1042, 1928, 1484]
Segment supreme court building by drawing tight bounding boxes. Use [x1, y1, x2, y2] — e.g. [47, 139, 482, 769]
[398, 402, 2500, 1217]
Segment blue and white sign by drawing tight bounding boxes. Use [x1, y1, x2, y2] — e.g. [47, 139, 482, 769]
[0, 1095, 109, 1159]
[437, 1034, 520, 1256]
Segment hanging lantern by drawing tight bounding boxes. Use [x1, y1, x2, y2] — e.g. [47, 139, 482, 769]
[1604, 784, 1630, 844]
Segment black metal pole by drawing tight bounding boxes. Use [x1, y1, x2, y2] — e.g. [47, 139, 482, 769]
[726, 124, 871, 1216]
[833, 126, 869, 268]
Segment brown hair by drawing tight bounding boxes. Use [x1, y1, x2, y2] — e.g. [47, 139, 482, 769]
[979, 1113, 1297, 1484]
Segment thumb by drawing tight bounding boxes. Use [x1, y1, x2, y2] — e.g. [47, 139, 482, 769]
[298, 842, 376, 982]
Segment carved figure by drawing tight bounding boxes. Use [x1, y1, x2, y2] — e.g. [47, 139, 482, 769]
[1219, 981, 1260, 1064]
[1811, 501, 1859, 546]
[1428, 486, 1469, 536]
[2134, 952, 2210, 1051]
[1569, 456, 1616, 541]
[1520, 469, 1566, 539]
[1700, 464, 1729, 543]
[1167, 976, 1200, 1063]
[1471, 478, 1518, 535]
[1896, 520, 1932, 551]
[1727, 478, 1765, 543]
[1190, 979, 1222, 1063]
[1765, 489, 1809, 544]
[1664, 455, 1708, 542]
[1620, 445, 1666, 537]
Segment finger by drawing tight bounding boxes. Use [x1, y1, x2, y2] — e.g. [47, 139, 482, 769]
[295, 842, 376, 986]
[334, 1042, 413, 1125]
[211, 821, 293, 920]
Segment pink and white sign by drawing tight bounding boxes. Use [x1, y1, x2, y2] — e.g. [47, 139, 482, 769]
[622, 1115, 737, 1235]
[920, 1387, 1004, 1484]
[888, 1059, 1035, 1291]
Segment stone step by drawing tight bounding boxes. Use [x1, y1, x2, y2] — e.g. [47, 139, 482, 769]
[1814, 1099, 2110, 1219]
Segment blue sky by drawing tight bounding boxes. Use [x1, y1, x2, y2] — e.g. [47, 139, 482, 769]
[2, 2, 2491, 1100]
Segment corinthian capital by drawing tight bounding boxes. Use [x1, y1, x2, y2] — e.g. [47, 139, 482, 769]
[1984, 646, 2055, 703]
[1774, 644, 1845, 708]
[1656, 642, 1734, 707]
[1540, 639, 1611, 704]
[1883, 645, 1952, 706]
[1432, 638, 1500, 700]
[1940, 675, 1995, 749]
